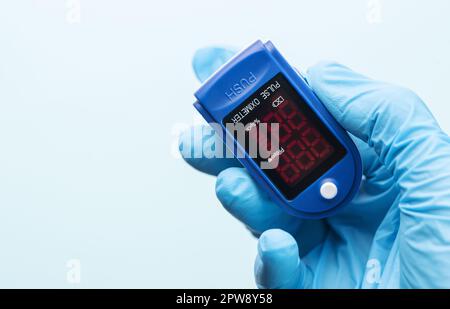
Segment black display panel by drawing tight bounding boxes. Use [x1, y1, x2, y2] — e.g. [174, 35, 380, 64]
[223, 73, 346, 200]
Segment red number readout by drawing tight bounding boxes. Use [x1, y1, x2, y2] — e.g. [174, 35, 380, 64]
[262, 98, 334, 186]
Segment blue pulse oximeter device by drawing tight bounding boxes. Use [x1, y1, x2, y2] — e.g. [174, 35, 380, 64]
[193, 40, 362, 219]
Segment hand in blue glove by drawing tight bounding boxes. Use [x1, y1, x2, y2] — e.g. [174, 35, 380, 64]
[179, 47, 450, 288]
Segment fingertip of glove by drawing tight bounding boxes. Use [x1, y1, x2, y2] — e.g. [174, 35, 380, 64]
[258, 229, 298, 255]
[255, 229, 302, 289]
[192, 46, 237, 83]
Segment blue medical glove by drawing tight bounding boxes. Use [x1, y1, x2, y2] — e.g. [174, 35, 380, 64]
[179, 47, 450, 288]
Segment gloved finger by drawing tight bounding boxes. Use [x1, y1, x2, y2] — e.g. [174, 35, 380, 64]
[192, 46, 237, 83]
[348, 135, 397, 193]
[216, 167, 328, 251]
[350, 135, 380, 176]
[254, 229, 313, 289]
[216, 167, 300, 234]
[178, 125, 240, 176]
[332, 135, 399, 228]
[351, 136, 396, 192]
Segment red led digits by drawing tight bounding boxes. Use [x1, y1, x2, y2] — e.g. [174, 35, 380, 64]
[265, 97, 334, 185]
[228, 75, 339, 189]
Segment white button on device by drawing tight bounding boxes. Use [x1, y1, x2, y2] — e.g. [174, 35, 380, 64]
[320, 182, 338, 200]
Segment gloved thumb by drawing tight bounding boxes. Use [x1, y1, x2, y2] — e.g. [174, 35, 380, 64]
[254, 229, 313, 289]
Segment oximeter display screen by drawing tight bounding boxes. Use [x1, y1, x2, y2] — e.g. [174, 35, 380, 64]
[223, 73, 346, 199]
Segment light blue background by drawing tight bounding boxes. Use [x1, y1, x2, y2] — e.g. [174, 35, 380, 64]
[0, 0, 449, 288]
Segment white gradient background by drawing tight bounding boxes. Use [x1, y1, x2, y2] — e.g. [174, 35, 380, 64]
[0, 0, 449, 288]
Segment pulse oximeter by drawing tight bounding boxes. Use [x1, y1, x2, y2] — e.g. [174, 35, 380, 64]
[193, 40, 362, 219]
